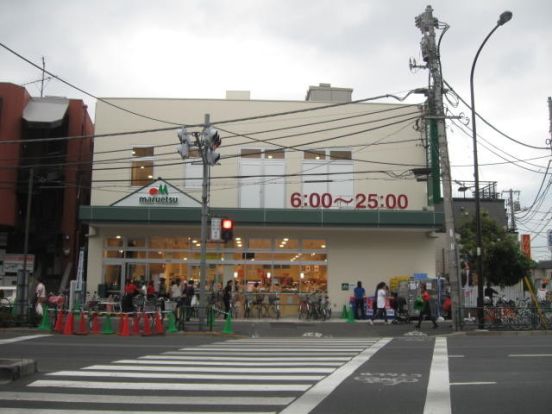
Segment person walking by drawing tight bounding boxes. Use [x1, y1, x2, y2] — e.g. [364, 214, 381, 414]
[223, 280, 233, 319]
[416, 283, 438, 329]
[34, 278, 47, 316]
[374, 283, 389, 324]
[353, 281, 366, 320]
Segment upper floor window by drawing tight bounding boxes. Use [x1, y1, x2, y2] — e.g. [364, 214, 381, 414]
[131, 146, 154, 186]
[304, 149, 352, 160]
[241, 148, 285, 159]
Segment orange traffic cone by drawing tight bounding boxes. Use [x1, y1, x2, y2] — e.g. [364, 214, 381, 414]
[119, 314, 130, 336]
[75, 311, 88, 335]
[91, 313, 101, 335]
[154, 311, 164, 335]
[117, 313, 124, 335]
[132, 313, 141, 336]
[54, 310, 65, 334]
[63, 311, 74, 335]
[142, 313, 152, 336]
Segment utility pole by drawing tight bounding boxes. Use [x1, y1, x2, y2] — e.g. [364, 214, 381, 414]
[502, 189, 520, 232]
[40, 57, 45, 98]
[198, 113, 210, 329]
[177, 115, 221, 330]
[415, 5, 462, 330]
[547, 96, 552, 151]
[16, 168, 33, 320]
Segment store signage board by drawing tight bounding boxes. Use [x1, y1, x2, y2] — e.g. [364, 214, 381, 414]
[3, 254, 35, 274]
[111, 178, 201, 208]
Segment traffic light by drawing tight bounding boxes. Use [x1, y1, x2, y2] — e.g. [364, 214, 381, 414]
[221, 218, 233, 242]
[203, 126, 221, 165]
[176, 127, 192, 159]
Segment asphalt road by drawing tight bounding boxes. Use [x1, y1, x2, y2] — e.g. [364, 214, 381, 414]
[0, 326, 551, 413]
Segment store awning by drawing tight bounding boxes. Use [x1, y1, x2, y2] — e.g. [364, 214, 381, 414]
[22, 97, 69, 129]
[79, 205, 444, 230]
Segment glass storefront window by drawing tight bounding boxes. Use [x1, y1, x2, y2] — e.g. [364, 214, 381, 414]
[104, 250, 124, 258]
[150, 237, 191, 250]
[276, 238, 299, 249]
[127, 238, 146, 248]
[248, 239, 272, 250]
[302, 239, 326, 250]
[106, 237, 123, 248]
[101, 236, 328, 299]
[104, 265, 122, 292]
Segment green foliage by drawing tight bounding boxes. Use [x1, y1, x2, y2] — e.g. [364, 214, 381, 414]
[458, 212, 533, 286]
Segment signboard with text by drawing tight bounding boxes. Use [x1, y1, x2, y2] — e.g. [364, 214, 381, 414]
[521, 234, 531, 258]
[3, 254, 35, 274]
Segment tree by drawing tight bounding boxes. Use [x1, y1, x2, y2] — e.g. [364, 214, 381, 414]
[458, 212, 533, 286]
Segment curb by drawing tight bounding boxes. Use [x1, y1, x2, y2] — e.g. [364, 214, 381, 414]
[0, 359, 37, 384]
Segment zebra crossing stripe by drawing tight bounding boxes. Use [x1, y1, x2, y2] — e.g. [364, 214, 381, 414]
[153, 355, 351, 361]
[0, 334, 51, 345]
[28, 380, 311, 392]
[175, 347, 363, 352]
[84, 364, 336, 373]
[0, 409, 276, 414]
[48, 370, 325, 381]
[116, 359, 343, 366]
[0, 391, 294, 406]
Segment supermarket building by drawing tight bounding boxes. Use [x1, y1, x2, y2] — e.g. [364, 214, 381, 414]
[80, 84, 443, 313]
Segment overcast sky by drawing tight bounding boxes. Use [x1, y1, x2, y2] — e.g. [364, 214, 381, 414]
[1, 0, 551, 260]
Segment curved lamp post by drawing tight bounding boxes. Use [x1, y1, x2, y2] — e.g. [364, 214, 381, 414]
[470, 11, 513, 329]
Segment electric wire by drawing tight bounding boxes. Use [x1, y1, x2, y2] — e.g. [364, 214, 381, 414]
[0, 40, 424, 130]
[443, 79, 549, 151]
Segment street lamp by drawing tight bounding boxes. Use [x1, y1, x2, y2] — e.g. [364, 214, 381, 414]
[470, 11, 512, 329]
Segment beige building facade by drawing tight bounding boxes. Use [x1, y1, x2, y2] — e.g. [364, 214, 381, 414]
[81, 84, 443, 314]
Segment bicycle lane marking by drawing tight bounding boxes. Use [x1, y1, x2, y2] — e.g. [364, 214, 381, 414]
[279, 337, 392, 414]
[0, 334, 51, 345]
[423, 336, 451, 414]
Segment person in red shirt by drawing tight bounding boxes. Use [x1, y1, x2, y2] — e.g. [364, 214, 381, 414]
[122, 279, 138, 312]
[442, 294, 452, 319]
[146, 281, 156, 299]
[416, 283, 438, 329]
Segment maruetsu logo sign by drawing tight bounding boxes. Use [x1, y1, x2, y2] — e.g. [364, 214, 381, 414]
[138, 184, 178, 205]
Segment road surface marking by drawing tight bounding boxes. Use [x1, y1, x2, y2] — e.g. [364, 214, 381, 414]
[450, 382, 496, 386]
[424, 336, 451, 414]
[28, 380, 310, 392]
[175, 347, 362, 352]
[448, 355, 464, 358]
[0, 409, 276, 414]
[279, 337, 392, 414]
[117, 359, 343, 366]
[85, 364, 335, 373]
[0, 334, 51, 345]
[48, 370, 325, 381]
[508, 354, 552, 357]
[157, 355, 352, 361]
[0, 391, 294, 406]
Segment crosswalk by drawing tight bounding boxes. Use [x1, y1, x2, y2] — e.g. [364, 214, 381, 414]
[0, 337, 382, 413]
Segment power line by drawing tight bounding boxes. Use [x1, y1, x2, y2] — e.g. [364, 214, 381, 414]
[449, 118, 549, 173]
[6, 115, 423, 171]
[1, 40, 425, 130]
[443, 79, 550, 151]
